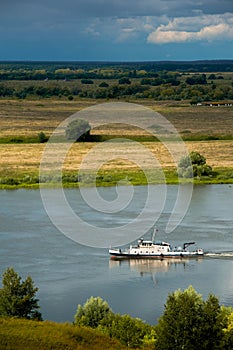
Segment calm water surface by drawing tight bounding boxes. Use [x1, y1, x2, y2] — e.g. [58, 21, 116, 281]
[0, 185, 233, 324]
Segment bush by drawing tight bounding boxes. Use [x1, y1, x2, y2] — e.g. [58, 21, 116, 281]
[65, 119, 91, 142]
[74, 297, 113, 329]
[118, 77, 131, 85]
[99, 82, 109, 87]
[38, 132, 48, 143]
[178, 151, 213, 178]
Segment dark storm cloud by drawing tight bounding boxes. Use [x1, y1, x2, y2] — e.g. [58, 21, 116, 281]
[3, 0, 232, 19]
[48, 0, 233, 17]
[0, 0, 232, 60]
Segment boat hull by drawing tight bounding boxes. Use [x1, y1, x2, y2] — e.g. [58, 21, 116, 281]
[109, 249, 204, 259]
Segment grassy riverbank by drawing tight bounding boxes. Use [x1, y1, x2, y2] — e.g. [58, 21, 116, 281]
[1, 167, 233, 190]
[0, 317, 127, 350]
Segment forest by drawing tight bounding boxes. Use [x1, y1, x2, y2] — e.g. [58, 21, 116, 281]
[0, 60, 233, 102]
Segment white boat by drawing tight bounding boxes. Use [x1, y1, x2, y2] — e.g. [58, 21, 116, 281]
[109, 238, 204, 259]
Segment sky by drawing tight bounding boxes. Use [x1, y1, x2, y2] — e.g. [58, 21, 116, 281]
[1, 0, 233, 61]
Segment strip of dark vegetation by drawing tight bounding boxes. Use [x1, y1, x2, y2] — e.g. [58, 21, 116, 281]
[1, 134, 233, 144]
[1, 60, 233, 77]
[1, 60, 233, 102]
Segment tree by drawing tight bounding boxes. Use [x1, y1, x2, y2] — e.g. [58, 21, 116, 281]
[0, 267, 42, 320]
[108, 314, 152, 349]
[74, 296, 113, 328]
[156, 286, 225, 350]
[118, 77, 131, 85]
[99, 81, 109, 87]
[222, 311, 233, 349]
[38, 131, 48, 143]
[65, 119, 91, 142]
[178, 151, 213, 178]
[74, 297, 155, 348]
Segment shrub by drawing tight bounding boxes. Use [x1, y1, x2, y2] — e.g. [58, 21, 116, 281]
[65, 119, 91, 142]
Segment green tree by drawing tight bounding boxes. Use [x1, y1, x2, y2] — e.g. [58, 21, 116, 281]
[65, 119, 91, 142]
[118, 77, 131, 85]
[178, 151, 213, 178]
[222, 311, 233, 349]
[108, 314, 152, 349]
[0, 267, 42, 320]
[74, 296, 113, 328]
[99, 81, 109, 87]
[38, 131, 48, 143]
[156, 286, 225, 350]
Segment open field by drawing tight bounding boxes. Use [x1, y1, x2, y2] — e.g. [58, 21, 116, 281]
[1, 98, 233, 187]
[0, 140, 233, 187]
[0, 99, 233, 139]
[1, 141, 233, 171]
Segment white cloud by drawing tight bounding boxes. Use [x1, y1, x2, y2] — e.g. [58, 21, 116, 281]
[147, 14, 233, 44]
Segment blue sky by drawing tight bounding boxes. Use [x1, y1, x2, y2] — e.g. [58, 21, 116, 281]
[1, 0, 233, 61]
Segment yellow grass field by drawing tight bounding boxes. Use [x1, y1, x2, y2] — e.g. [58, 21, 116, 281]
[0, 141, 232, 178]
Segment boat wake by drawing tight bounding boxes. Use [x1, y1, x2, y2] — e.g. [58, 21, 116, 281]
[204, 252, 233, 259]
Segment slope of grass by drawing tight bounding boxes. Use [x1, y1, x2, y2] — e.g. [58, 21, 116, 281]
[0, 317, 127, 350]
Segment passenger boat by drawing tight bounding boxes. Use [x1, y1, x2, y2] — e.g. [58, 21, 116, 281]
[109, 238, 204, 259]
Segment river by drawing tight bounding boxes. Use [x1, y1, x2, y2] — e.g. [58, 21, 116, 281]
[0, 185, 233, 324]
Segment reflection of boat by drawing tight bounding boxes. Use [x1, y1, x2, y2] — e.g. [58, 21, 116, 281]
[109, 238, 204, 259]
[109, 257, 203, 286]
[109, 257, 190, 273]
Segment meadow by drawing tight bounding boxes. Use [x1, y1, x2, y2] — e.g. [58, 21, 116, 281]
[1, 98, 233, 187]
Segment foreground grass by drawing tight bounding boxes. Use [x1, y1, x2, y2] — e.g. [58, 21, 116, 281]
[0, 317, 127, 350]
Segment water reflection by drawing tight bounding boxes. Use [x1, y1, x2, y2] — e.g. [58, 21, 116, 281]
[109, 258, 203, 285]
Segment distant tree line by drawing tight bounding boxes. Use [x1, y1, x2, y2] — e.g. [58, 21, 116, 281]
[1, 60, 233, 78]
[1, 74, 233, 101]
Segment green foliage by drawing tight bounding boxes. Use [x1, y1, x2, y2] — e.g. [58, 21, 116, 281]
[74, 297, 155, 349]
[118, 77, 131, 84]
[38, 131, 48, 143]
[222, 311, 233, 349]
[81, 79, 94, 84]
[155, 285, 226, 350]
[178, 151, 213, 178]
[99, 81, 109, 87]
[74, 296, 113, 328]
[105, 314, 153, 349]
[186, 74, 207, 85]
[65, 119, 91, 142]
[0, 267, 42, 320]
[1, 61, 233, 101]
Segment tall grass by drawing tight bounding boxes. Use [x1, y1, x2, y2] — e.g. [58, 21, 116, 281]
[0, 317, 127, 350]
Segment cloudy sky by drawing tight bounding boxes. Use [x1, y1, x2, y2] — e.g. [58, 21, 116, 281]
[1, 0, 233, 61]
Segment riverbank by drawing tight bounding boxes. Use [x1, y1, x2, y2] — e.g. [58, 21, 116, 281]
[1, 139, 233, 189]
[1, 167, 233, 189]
